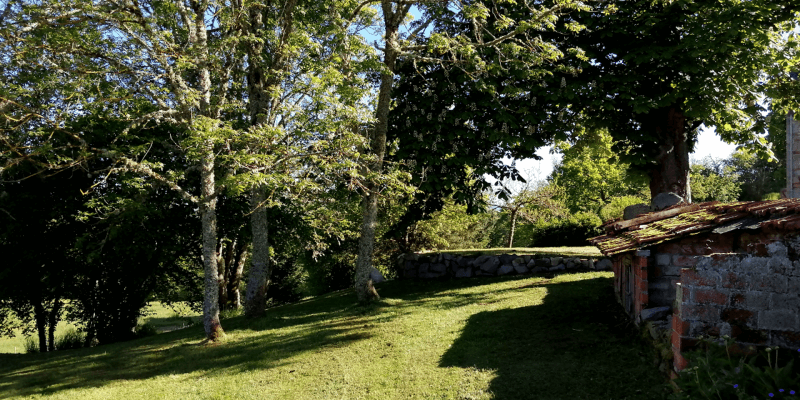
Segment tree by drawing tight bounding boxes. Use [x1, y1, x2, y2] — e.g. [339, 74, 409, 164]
[550, 128, 647, 213]
[351, 0, 591, 302]
[545, 0, 799, 199]
[490, 177, 563, 248]
[689, 157, 741, 202]
[1, 0, 371, 337]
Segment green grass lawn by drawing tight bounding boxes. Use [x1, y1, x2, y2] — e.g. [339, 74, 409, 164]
[0, 272, 667, 399]
[434, 246, 603, 257]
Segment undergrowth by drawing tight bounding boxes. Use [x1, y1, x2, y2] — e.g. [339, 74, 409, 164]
[671, 336, 800, 399]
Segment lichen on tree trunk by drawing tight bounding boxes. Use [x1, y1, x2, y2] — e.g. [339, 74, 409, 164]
[200, 143, 224, 341]
[245, 188, 270, 318]
[354, 4, 401, 302]
[645, 105, 692, 201]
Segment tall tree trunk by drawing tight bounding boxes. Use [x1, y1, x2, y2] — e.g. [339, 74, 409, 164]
[646, 105, 691, 201]
[227, 240, 247, 309]
[507, 210, 518, 248]
[245, 189, 270, 317]
[200, 143, 223, 340]
[33, 300, 47, 352]
[354, 4, 402, 302]
[217, 250, 228, 310]
[47, 298, 61, 351]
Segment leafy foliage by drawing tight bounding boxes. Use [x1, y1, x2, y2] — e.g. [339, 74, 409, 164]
[690, 158, 742, 203]
[551, 129, 648, 213]
[672, 338, 800, 400]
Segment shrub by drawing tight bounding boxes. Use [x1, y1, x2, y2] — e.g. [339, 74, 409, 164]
[134, 323, 158, 338]
[671, 337, 800, 399]
[528, 211, 603, 247]
[56, 327, 85, 350]
[23, 336, 39, 354]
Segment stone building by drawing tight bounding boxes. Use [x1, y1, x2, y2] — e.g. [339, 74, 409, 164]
[590, 199, 800, 372]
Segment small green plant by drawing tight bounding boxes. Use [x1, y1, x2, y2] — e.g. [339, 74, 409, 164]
[55, 327, 85, 350]
[671, 336, 800, 399]
[134, 323, 158, 338]
[220, 308, 242, 320]
[23, 336, 39, 354]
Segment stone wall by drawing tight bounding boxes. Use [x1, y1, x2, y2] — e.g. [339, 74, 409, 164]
[397, 252, 613, 279]
[671, 241, 800, 370]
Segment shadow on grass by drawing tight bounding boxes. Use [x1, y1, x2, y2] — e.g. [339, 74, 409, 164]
[0, 275, 666, 399]
[439, 277, 668, 400]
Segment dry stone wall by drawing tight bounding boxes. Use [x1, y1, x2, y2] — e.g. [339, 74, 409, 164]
[397, 252, 613, 279]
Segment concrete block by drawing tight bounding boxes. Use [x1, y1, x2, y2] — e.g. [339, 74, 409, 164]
[660, 265, 682, 276]
[770, 293, 800, 310]
[751, 274, 788, 293]
[693, 288, 728, 306]
[655, 253, 672, 266]
[758, 309, 798, 331]
[636, 250, 651, 257]
[641, 306, 671, 321]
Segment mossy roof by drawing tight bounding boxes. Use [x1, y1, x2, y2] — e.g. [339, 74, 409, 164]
[590, 199, 800, 256]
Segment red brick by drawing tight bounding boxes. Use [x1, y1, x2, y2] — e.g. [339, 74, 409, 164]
[682, 269, 716, 287]
[634, 257, 647, 268]
[673, 351, 688, 372]
[693, 288, 728, 305]
[730, 293, 746, 308]
[658, 243, 683, 254]
[673, 314, 689, 336]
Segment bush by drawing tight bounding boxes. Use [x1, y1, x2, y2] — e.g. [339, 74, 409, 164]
[23, 336, 39, 354]
[671, 337, 800, 399]
[56, 327, 85, 350]
[134, 323, 158, 338]
[763, 192, 781, 201]
[599, 195, 648, 222]
[528, 211, 603, 247]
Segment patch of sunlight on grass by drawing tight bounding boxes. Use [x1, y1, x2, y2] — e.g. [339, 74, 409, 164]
[0, 271, 669, 400]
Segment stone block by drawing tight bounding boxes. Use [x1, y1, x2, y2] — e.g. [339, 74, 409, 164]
[624, 203, 651, 220]
[566, 260, 577, 269]
[659, 265, 682, 277]
[656, 253, 672, 266]
[641, 306, 671, 322]
[419, 263, 430, 273]
[550, 257, 563, 267]
[693, 288, 728, 306]
[770, 293, 800, 310]
[500, 255, 516, 265]
[523, 255, 532, 263]
[681, 304, 720, 323]
[596, 258, 613, 270]
[532, 266, 548, 273]
[652, 192, 684, 210]
[751, 274, 788, 293]
[478, 257, 500, 274]
[767, 242, 788, 258]
[512, 257, 526, 267]
[498, 265, 515, 276]
[789, 277, 800, 292]
[535, 258, 550, 267]
[636, 250, 651, 257]
[473, 255, 493, 267]
[758, 309, 798, 331]
[682, 269, 720, 287]
[430, 263, 446, 273]
[514, 265, 529, 274]
[549, 264, 565, 272]
[454, 268, 472, 278]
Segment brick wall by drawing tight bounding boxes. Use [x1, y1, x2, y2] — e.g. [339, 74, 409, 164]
[671, 241, 800, 371]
